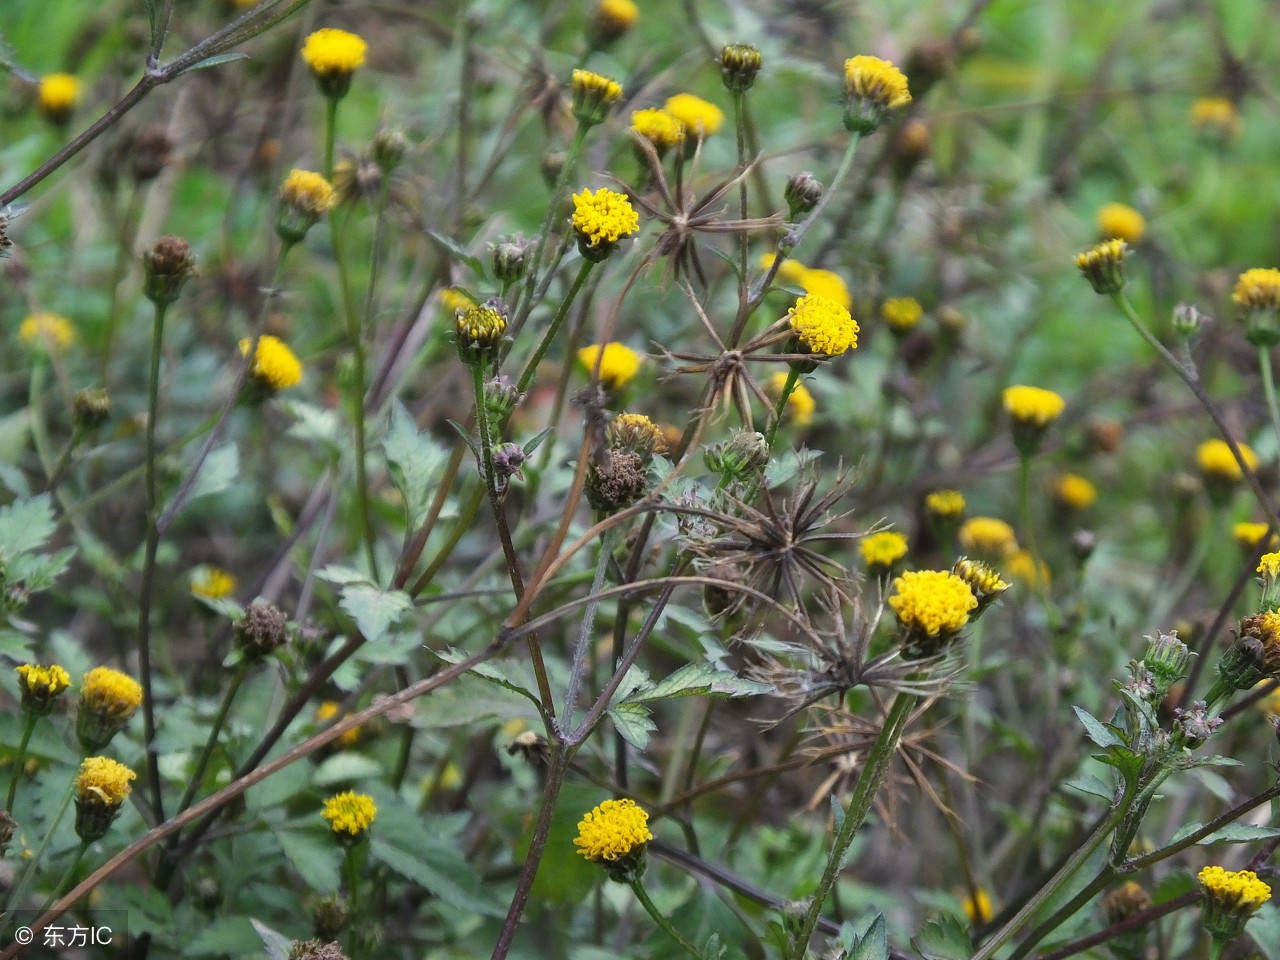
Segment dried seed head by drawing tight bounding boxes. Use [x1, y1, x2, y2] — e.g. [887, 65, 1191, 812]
[234, 600, 290, 660]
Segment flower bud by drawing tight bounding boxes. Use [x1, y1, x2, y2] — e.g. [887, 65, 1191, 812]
[784, 171, 823, 220]
[130, 125, 174, 183]
[1172, 301, 1207, 338]
[719, 44, 762, 93]
[371, 129, 408, 173]
[73, 387, 112, 430]
[489, 234, 532, 284]
[455, 299, 508, 367]
[142, 235, 196, 308]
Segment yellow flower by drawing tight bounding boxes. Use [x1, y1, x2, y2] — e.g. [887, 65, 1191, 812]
[1235, 522, 1276, 552]
[860, 530, 908, 570]
[1053, 473, 1097, 511]
[321, 790, 377, 838]
[664, 93, 724, 137]
[574, 797, 652, 863]
[788, 294, 858, 357]
[316, 700, 363, 747]
[959, 517, 1018, 557]
[630, 108, 685, 151]
[19, 312, 75, 353]
[571, 70, 623, 126]
[15, 663, 72, 712]
[888, 569, 977, 640]
[1096, 203, 1146, 244]
[926, 490, 966, 519]
[767, 372, 815, 427]
[608, 413, 667, 456]
[190, 566, 237, 600]
[1003, 385, 1065, 428]
[1075, 239, 1127, 295]
[798, 269, 852, 311]
[1232, 268, 1280, 314]
[962, 888, 993, 925]
[1004, 549, 1050, 588]
[74, 756, 135, 807]
[1192, 97, 1241, 141]
[240, 335, 303, 391]
[37, 73, 80, 122]
[1197, 438, 1257, 482]
[588, 0, 638, 45]
[301, 28, 367, 97]
[1253, 680, 1280, 718]
[760, 253, 809, 286]
[571, 187, 639, 257]
[882, 296, 923, 333]
[952, 557, 1010, 611]
[1258, 551, 1280, 579]
[842, 56, 911, 132]
[439, 288, 475, 314]
[79, 667, 143, 729]
[280, 169, 337, 215]
[1198, 866, 1271, 941]
[455, 301, 507, 365]
[579, 342, 643, 390]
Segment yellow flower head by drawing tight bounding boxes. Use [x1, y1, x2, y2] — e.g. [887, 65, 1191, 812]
[963, 888, 993, 925]
[799, 269, 852, 311]
[190, 565, 237, 600]
[1004, 549, 1050, 588]
[959, 517, 1018, 557]
[888, 570, 977, 645]
[1198, 866, 1271, 937]
[74, 756, 135, 807]
[1233, 268, 1280, 314]
[1254, 679, 1280, 718]
[1197, 438, 1257, 482]
[767, 372, 815, 427]
[843, 55, 911, 132]
[315, 700, 363, 747]
[80, 667, 143, 726]
[574, 797, 652, 863]
[630, 108, 685, 151]
[37, 73, 80, 122]
[761, 253, 810, 286]
[20, 312, 75, 353]
[439, 287, 475, 314]
[301, 29, 367, 96]
[664, 93, 724, 137]
[951, 557, 1011, 610]
[1096, 203, 1146, 244]
[571, 70, 623, 126]
[882, 296, 923, 333]
[1075, 239, 1127, 294]
[860, 530, 908, 570]
[16, 663, 72, 712]
[1053, 473, 1098, 511]
[588, 0, 638, 45]
[1235, 522, 1276, 552]
[608, 412, 667, 457]
[322, 791, 377, 838]
[571, 187, 639, 255]
[1192, 97, 1241, 141]
[1258, 551, 1280, 579]
[280, 169, 337, 216]
[579, 342, 643, 390]
[455, 301, 508, 364]
[1003, 385, 1065, 428]
[788, 294, 859, 357]
[240, 335, 303, 391]
[926, 490, 966, 519]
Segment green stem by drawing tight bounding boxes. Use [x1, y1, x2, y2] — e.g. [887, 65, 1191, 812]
[137, 298, 170, 823]
[323, 96, 338, 180]
[175, 661, 249, 816]
[630, 876, 708, 960]
[764, 367, 799, 452]
[1258, 343, 1280, 453]
[1006, 864, 1117, 960]
[788, 691, 916, 958]
[45, 426, 85, 496]
[1018, 453, 1060, 631]
[5, 777, 75, 912]
[563, 526, 616, 724]
[27, 359, 55, 479]
[99, 186, 144, 382]
[40, 840, 89, 914]
[5, 713, 38, 812]
[515, 259, 595, 395]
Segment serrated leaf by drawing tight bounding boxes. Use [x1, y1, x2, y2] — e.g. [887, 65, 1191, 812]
[317, 564, 367, 586]
[383, 401, 447, 527]
[1199, 823, 1280, 844]
[11, 546, 75, 590]
[339, 583, 411, 643]
[250, 919, 293, 960]
[434, 648, 543, 704]
[0, 493, 55, 559]
[607, 701, 655, 749]
[631, 662, 770, 703]
[910, 914, 972, 960]
[370, 836, 505, 916]
[179, 442, 239, 507]
[282, 400, 342, 450]
[847, 914, 888, 960]
[1074, 705, 1125, 749]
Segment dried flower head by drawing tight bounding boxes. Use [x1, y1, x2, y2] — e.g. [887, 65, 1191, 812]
[142, 235, 196, 308]
[1097, 203, 1146, 244]
[571, 187, 639, 261]
[20, 312, 75, 354]
[842, 56, 912, 132]
[321, 791, 377, 842]
[882, 296, 923, 334]
[571, 70, 623, 126]
[1075, 239, 1128, 294]
[15, 663, 71, 715]
[664, 93, 724, 138]
[787, 294, 859, 359]
[73, 387, 111, 430]
[234, 600, 290, 659]
[301, 28, 367, 98]
[240, 335, 303, 392]
[579, 342, 643, 390]
[37, 73, 80, 124]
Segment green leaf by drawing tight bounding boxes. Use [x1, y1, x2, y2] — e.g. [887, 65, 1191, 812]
[272, 825, 341, 894]
[182, 916, 261, 956]
[911, 914, 972, 960]
[432, 648, 545, 705]
[0, 629, 33, 660]
[250, 919, 293, 960]
[607, 701, 656, 749]
[383, 401, 448, 527]
[312, 752, 384, 787]
[1199, 823, 1280, 844]
[634, 662, 771, 702]
[11, 546, 75, 590]
[316, 570, 413, 642]
[178, 442, 239, 507]
[371, 837, 506, 917]
[1073, 705, 1125, 749]
[173, 52, 250, 76]
[1063, 774, 1114, 802]
[846, 914, 889, 960]
[424, 229, 485, 276]
[282, 399, 343, 451]
[0, 493, 55, 559]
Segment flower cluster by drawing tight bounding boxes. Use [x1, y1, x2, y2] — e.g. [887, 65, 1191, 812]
[888, 569, 977, 657]
[860, 531, 908, 573]
[16, 663, 71, 714]
[322, 791, 377, 841]
[301, 28, 367, 98]
[787, 293, 859, 359]
[20, 312, 75, 354]
[571, 70, 623, 126]
[78, 666, 143, 750]
[882, 296, 922, 334]
[191, 566, 238, 601]
[1075, 239, 1127, 294]
[959, 516, 1018, 557]
[571, 188, 639, 260]
[1198, 866, 1271, 943]
[74, 756, 135, 841]
[1196, 438, 1257, 483]
[574, 798, 652, 866]
[1192, 97, 1241, 142]
[630, 108, 685, 152]
[37, 73, 80, 124]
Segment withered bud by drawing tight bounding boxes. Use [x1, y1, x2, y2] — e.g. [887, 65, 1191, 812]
[903, 38, 955, 98]
[142, 235, 196, 308]
[607, 413, 667, 458]
[0, 808, 16, 853]
[1102, 881, 1153, 925]
[311, 894, 351, 941]
[130, 125, 174, 183]
[490, 234, 533, 284]
[372, 129, 408, 173]
[586, 448, 649, 513]
[73, 386, 112, 430]
[234, 600, 290, 660]
[288, 941, 349, 960]
[192, 875, 223, 912]
[540, 151, 566, 188]
[1172, 302, 1207, 338]
[1086, 416, 1125, 454]
[891, 118, 932, 178]
[784, 172, 823, 220]
[484, 375, 524, 421]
